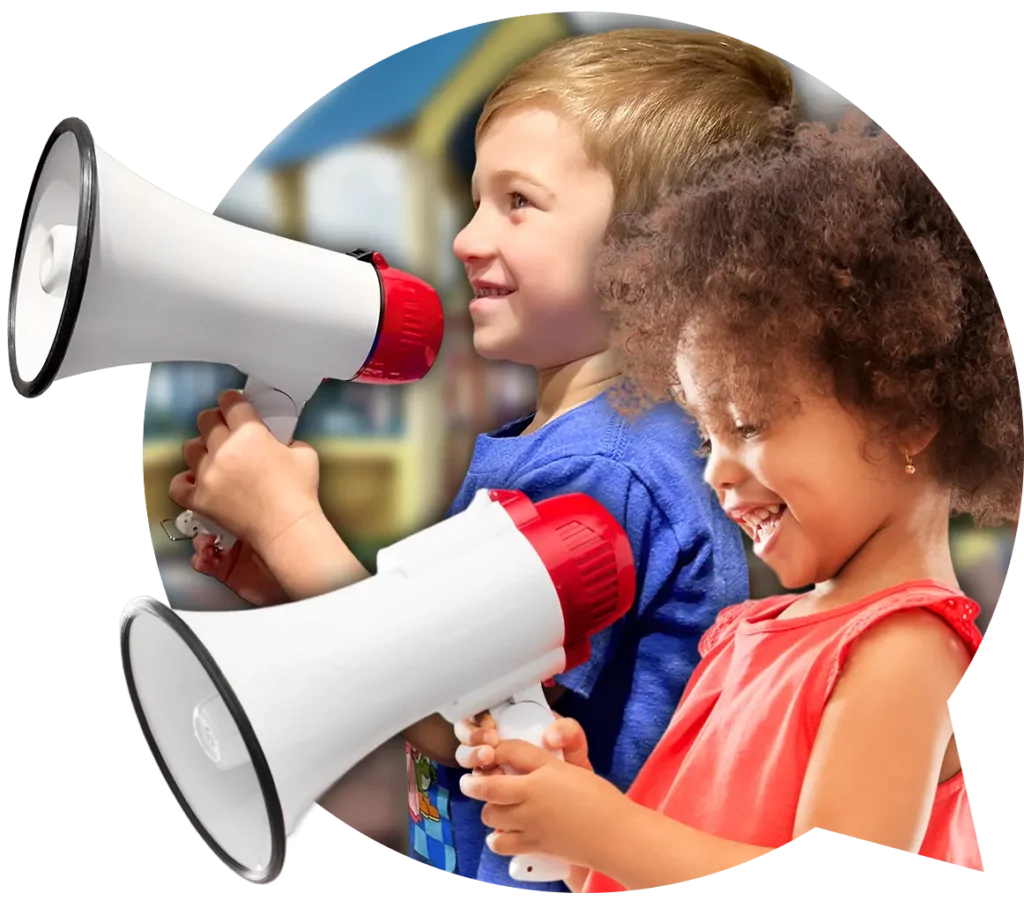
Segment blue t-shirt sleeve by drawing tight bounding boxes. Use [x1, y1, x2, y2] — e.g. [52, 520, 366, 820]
[509, 454, 692, 699]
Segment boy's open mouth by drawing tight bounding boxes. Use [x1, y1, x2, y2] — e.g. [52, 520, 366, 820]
[474, 287, 514, 298]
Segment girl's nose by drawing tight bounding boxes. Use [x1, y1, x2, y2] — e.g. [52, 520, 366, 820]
[703, 442, 745, 493]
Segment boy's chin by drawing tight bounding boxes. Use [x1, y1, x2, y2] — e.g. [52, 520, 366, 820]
[471, 329, 523, 363]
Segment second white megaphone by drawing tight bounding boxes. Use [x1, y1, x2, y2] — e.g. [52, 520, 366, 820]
[121, 487, 636, 884]
[9, 117, 444, 547]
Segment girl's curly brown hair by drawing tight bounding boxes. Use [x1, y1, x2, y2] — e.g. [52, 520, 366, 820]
[596, 113, 1022, 525]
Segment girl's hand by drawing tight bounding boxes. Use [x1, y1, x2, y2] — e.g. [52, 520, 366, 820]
[168, 389, 321, 554]
[455, 712, 593, 774]
[459, 737, 625, 870]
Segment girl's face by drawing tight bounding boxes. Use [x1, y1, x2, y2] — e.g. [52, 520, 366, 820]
[676, 354, 919, 590]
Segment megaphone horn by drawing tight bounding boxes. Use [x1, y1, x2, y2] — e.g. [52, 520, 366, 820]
[121, 488, 636, 884]
[9, 117, 445, 548]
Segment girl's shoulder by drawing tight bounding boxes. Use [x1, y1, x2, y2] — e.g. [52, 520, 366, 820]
[697, 594, 797, 657]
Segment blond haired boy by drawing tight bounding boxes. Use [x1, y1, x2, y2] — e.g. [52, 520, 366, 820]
[170, 28, 796, 890]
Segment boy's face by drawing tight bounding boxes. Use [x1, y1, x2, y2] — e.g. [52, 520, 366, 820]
[676, 354, 919, 592]
[454, 107, 615, 369]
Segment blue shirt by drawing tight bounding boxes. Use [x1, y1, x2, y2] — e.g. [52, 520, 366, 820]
[406, 389, 749, 889]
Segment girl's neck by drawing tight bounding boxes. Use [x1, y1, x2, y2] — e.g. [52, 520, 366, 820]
[523, 348, 622, 436]
[803, 491, 961, 613]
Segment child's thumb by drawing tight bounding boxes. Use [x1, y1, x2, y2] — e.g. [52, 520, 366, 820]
[543, 718, 588, 766]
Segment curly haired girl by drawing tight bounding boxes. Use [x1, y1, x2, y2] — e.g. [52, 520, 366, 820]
[453, 114, 1022, 890]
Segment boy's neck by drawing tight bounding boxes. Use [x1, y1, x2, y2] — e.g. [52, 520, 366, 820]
[523, 349, 622, 436]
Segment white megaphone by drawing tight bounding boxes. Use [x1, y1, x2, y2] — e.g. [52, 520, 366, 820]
[121, 487, 635, 885]
[9, 117, 444, 549]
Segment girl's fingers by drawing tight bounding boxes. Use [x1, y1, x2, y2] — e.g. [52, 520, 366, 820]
[455, 743, 496, 769]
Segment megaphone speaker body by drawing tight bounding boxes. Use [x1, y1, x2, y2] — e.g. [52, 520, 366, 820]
[10, 117, 444, 548]
[122, 488, 636, 883]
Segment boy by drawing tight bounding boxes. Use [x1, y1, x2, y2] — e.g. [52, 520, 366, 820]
[169, 28, 795, 890]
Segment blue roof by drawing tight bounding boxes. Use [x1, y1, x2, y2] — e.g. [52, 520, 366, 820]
[253, 21, 497, 169]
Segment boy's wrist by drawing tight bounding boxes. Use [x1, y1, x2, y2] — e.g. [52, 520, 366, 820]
[257, 506, 370, 600]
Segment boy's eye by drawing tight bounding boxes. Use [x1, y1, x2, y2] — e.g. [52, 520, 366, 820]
[696, 438, 712, 458]
[737, 424, 762, 440]
[510, 191, 531, 210]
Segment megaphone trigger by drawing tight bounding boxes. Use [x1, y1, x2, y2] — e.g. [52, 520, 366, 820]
[161, 511, 201, 543]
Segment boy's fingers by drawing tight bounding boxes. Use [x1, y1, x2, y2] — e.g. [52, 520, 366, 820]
[182, 437, 206, 472]
[192, 534, 217, 557]
[219, 390, 260, 430]
[168, 471, 195, 510]
[491, 739, 557, 774]
[195, 407, 220, 437]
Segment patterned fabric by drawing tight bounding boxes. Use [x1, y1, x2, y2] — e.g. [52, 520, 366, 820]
[407, 744, 456, 872]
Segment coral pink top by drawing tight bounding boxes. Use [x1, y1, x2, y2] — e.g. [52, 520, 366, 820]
[584, 580, 983, 892]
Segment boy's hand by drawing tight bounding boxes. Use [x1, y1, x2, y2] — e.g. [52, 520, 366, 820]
[455, 712, 593, 774]
[168, 390, 321, 554]
[192, 534, 289, 607]
[459, 737, 624, 870]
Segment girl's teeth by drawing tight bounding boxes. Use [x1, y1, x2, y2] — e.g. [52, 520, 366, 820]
[768, 505, 780, 514]
[756, 508, 770, 520]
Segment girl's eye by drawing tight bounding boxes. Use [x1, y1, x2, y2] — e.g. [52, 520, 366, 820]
[695, 434, 712, 458]
[510, 191, 531, 210]
[737, 424, 762, 440]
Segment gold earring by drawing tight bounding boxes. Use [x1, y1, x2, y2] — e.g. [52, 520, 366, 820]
[905, 453, 916, 475]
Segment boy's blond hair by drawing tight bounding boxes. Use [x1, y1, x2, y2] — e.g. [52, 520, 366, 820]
[478, 28, 796, 214]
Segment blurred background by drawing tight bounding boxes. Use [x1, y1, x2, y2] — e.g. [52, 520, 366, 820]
[140, 11, 1017, 865]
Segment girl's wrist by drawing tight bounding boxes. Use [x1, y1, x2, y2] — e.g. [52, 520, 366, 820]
[577, 794, 651, 878]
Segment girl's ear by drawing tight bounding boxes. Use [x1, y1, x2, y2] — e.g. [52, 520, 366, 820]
[903, 418, 941, 459]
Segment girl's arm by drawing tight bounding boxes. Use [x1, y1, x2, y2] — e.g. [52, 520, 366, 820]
[574, 608, 970, 888]
[791, 608, 969, 849]
[581, 803, 772, 889]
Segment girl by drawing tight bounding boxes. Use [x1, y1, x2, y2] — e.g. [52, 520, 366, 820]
[453, 114, 1022, 890]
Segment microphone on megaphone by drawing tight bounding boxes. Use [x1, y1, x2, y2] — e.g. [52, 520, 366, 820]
[121, 487, 636, 884]
[8, 117, 445, 549]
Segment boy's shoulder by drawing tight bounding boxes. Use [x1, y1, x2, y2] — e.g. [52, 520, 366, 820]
[461, 390, 714, 531]
[521, 391, 701, 472]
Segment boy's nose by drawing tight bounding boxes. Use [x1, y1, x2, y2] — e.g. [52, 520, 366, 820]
[453, 211, 495, 263]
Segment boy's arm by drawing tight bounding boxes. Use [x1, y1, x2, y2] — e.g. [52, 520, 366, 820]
[258, 509, 371, 600]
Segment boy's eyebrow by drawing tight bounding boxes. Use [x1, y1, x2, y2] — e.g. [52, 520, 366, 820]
[471, 168, 555, 201]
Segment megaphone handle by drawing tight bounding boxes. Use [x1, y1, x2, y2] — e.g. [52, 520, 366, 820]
[490, 693, 573, 884]
[182, 378, 302, 551]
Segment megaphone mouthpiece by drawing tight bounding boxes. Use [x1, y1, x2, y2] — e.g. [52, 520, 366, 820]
[489, 490, 636, 671]
[348, 250, 444, 385]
